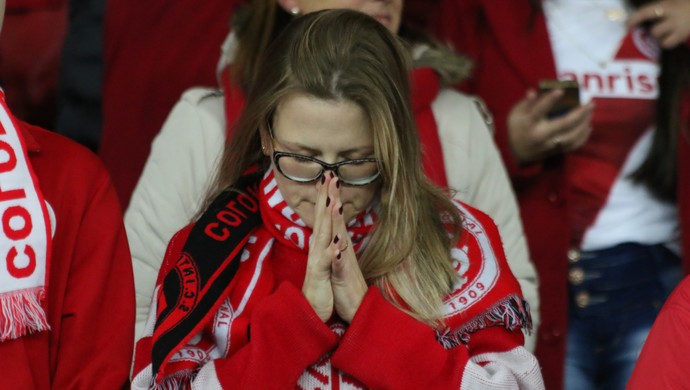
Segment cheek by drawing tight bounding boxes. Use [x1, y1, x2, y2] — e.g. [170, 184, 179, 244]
[342, 185, 379, 215]
[273, 171, 318, 222]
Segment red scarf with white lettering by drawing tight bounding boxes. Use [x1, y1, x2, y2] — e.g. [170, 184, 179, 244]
[0, 90, 52, 342]
[134, 169, 375, 387]
[133, 170, 531, 388]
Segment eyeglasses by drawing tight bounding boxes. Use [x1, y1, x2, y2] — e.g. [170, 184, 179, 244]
[268, 123, 381, 186]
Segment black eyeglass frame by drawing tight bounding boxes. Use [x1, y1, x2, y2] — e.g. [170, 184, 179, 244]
[272, 151, 381, 186]
[267, 122, 382, 186]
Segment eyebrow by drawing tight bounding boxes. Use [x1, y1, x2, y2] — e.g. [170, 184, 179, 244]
[276, 138, 375, 156]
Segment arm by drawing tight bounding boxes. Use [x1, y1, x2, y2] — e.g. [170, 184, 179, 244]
[52, 171, 134, 388]
[332, 287, 544, 389]
[132, 286, 339, 389]
[434, 90, 540, 351]
[192, 283, 340, 389]
[131, 225, 339, 389]
[125, 88, 226, 340]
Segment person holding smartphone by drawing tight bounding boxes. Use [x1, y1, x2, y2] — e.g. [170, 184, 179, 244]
[433, 0, 690, 389]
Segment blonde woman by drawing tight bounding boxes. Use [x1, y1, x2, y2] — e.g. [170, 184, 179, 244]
[126, 0, 539, 351]
[131, 10, 543, 389]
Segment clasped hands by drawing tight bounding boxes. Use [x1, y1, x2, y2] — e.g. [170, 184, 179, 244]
[302, 173, 368, 323]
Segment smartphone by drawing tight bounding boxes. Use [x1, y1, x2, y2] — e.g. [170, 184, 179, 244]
[538, 80, 580, 118]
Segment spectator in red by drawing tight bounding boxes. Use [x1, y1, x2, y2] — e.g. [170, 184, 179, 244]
[0, 0, 135, 386]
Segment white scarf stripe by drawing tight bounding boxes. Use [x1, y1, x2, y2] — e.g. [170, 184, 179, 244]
[236, 239, 273, 315]
[0, 94, 51, 342]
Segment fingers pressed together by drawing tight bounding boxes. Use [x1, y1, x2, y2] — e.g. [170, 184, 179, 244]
[304, 173, 368, 323]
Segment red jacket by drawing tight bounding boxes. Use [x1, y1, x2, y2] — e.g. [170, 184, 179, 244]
[0, 122, 134, 388]
[131, 200, 542, 389]
[433, 1, 690, 389]
[628, 275, 690, 389]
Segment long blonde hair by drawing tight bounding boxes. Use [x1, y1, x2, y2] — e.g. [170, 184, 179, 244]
[211, 9, 463, 325]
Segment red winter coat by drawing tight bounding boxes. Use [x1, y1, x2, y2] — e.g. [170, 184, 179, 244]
[433, 1, 690, 388]
[0, 121, 134, 388]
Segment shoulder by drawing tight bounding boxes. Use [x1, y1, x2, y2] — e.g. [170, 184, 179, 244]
[24, 123, 108, 183]
[664, 276, 690, 314]
[178, 87, 225, 114]
[170, 87, 225, 128]
[432, 89, 494, 134]
[23, 122, 119, 219]
[156, 87, 226, 146]
[180, 87, 224, 103]
[432, 87, 476, 113]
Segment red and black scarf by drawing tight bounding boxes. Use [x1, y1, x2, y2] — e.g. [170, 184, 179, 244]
[135, 169, 376, 387]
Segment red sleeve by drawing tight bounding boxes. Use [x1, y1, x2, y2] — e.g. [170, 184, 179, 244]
[332, 287, 467, 388]
[628, 277, 690, 389]
[52, 170, 135, 388]
[208, 282, 340, 388]
[332, 288, 542, 389]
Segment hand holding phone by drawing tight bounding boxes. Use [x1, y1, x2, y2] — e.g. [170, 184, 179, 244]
[538, 80, 580, 118]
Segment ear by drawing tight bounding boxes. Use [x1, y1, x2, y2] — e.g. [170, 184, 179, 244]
[259, 126, 272, 156]
[276, 0, 301, 15]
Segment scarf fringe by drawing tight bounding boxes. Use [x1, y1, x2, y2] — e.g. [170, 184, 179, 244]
[151, 371, 195, 390]
[437, 294, 532, 349]
[0, 287, 50, 342]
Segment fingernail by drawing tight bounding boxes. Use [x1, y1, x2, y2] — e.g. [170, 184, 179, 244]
[326, 197, 330, 207]
[339, 205, 343, 215]
[336, 179, 341, 188]
[336, 252, 342, 260]
[333, 235, 340, 244]
[321, 175, 325, 184]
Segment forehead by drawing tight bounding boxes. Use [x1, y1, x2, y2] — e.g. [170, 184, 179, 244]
[272, 93, 373, 146]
